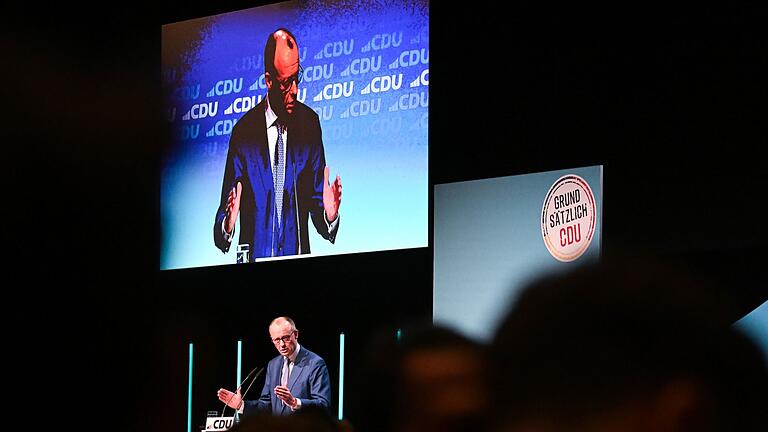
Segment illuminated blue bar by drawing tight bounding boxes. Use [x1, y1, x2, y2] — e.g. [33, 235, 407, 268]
[188, 343, 193, 432]
[396, 328, 402, 342]
[237, 340, 242, 389]
[338, 332, 345, 420]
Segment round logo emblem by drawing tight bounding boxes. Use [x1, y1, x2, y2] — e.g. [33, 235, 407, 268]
[541, 174, 597, 262]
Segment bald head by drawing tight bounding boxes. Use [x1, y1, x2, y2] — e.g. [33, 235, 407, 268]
[274, 30, 298, 69]
[264, 28, 301, 116]
[264, 28, 299, 77]
[270, 316, 297, 332]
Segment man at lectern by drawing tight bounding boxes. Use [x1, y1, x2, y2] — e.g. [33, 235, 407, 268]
[217, 317, 331, 415]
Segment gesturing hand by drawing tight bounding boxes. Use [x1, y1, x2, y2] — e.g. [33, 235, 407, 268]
[322, 166, 342, 222]
[225, 181, 242, 234]
[217, 388, 243, 410]
[274, 385, 298, 408]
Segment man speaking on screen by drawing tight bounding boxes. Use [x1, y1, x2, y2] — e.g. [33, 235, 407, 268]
[213, 28, 342, 260]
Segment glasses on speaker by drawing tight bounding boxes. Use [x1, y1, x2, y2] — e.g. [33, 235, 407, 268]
[276, 65, 303, 93]
[271, 332, 295, 345]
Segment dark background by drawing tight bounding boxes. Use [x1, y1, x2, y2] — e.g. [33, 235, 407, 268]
[2, 2, 766, 432]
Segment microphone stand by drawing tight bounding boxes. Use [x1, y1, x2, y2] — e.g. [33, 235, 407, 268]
[221, 366, 265, 418]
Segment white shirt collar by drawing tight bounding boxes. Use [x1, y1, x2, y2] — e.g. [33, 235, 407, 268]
[265, 94, 279, 129]
[286, 343, 301, 363]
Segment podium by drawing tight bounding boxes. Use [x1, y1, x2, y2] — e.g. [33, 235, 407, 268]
[202, 416, 236, 432]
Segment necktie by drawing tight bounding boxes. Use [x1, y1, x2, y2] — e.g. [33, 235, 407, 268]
[281, 357, 291, 387]
[274, 121, 285, 227]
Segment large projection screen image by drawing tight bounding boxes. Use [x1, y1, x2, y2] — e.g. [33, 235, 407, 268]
[161, 0, 429, 270]
[434, 166, 603, 341]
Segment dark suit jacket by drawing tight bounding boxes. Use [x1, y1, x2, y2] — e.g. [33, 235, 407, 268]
[243, 346, 332, 416]
[213, 99, 337, 260]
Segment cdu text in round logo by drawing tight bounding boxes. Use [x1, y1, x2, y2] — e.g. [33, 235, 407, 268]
[541, 174, 597, 262]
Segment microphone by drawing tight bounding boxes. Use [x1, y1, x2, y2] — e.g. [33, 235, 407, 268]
[293, 162, 301, 254]
[221, 365, 265, 417]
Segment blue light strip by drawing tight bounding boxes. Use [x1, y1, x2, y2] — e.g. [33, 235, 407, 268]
[237, 340, 242, 389]
[188, 343, 193, 432]
[338, 332, 345, 420]
[396, 328, 402, 342]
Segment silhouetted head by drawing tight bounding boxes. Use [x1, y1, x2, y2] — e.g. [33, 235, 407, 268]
[228, 409, 337, 432]
[491, 258, 768, 431]
[353, 323, 489, 432]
